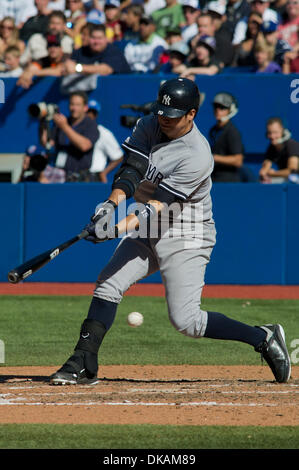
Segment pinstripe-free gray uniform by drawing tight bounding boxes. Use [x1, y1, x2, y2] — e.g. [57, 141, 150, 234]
[94, 114, 216, 338]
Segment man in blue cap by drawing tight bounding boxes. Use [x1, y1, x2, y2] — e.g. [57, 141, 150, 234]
[19, 144, 65, 183]
[87, 99, 123, 183]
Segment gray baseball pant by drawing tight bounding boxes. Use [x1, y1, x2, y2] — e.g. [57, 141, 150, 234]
[93, 226, 216, 338]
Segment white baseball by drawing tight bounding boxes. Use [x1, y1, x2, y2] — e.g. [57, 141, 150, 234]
[127, 311, 144, 327]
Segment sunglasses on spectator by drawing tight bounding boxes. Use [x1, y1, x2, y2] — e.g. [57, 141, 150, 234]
[288, 1, 299, 4]
[1, 25, 14, 30]
[213, 103, 229, 110]
[251, 1, 265, 4]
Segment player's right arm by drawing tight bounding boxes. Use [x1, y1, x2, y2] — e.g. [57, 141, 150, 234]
[86, 116, 152, 242]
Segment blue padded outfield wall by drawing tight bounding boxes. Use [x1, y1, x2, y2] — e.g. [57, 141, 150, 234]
[1, 182, 299, 285]
[0, 74, 299, 284]
[0, 74, 299, 155]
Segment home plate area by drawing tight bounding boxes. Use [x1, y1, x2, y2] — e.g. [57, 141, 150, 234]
[0, 365, 298, 426]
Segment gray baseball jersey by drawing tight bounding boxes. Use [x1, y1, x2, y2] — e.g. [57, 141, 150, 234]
[123, 114, 215, 238]
[94, 114, 217, 339]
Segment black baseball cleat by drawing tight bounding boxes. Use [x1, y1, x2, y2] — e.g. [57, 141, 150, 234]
[50, 367, 99, 386]
[50, 349, 99, 386]
[255, 324, 291, 383]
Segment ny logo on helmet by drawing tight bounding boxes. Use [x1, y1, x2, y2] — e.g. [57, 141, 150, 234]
[162, 94, 171, 106]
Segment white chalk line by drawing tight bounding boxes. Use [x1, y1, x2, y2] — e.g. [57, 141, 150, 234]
[0, 400, 289, 407]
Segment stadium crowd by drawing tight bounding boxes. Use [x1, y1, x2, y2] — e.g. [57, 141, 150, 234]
[0, 0, 298, 183]
[0, 0, 298, 78]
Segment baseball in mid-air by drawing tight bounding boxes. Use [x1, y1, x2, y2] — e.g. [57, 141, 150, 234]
[127, 311, 144, 327]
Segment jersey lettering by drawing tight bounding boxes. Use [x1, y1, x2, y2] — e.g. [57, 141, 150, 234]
[146, 163, 164, 185]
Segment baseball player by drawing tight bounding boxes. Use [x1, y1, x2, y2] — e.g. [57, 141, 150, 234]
[50, 78, 291, 386]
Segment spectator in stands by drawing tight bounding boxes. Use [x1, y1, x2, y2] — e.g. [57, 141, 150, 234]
[158, 40, 189, 73]
[181, 0, 200, 43]
[124, 14, 168, 72]
[86, 99, 124, 182]
[121, 4, 144, 42]
[253, 37, 282, 72]
[232, 0, 280, 46]
[224, 0, 251, 38]
[104, 0, 123, 42]
[277, 0, 299, 47]
[17, 33, 69, 88]
[190, 12, 234, 67]
[64, 0, 87, 48]
[262, 20, 292, 66]
[40, 91, 99, 182]
[0, 17, 25, 69]
[19, 144, 66, 183]
[181, 35, 223, 77]
[0, 0, 37, 29]
[234, 11, 263, 66]
[48, 0, 66, 11]
[143, 0, 166, 16]
[20, 0, 53, 42]
[282, 42, 299, 71]
[209, 92, 244, 183]
[62, 23, 131, 75]
[20, 10, 73, 67]
[0, 46, 23, 77]
[151, 0, 185, 38]
[205, 2, 235, 66]
[259, 117, 299, 182]
[272, 0, 289, 20]
[79, 21, 94, 47]
[85, 0, 106, 25]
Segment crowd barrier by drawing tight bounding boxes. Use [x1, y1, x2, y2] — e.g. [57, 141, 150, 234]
[1, 182, 298, 285]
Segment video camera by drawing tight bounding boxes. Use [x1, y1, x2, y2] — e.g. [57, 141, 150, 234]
[120, 102, 153, 128]
[28, 102, 59, 121]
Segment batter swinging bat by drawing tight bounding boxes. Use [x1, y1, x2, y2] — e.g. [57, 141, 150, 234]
[7, 229, 89, 284]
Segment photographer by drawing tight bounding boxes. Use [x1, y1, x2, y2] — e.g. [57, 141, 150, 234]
[40, 91, 99, 182]
[18, 144, 65, 183]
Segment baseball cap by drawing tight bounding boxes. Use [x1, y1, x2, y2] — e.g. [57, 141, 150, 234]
[88, 99, 101, 113]
[169, 41, 190, 57]
[261, 20, 278, 33]
[104, 0, 120, 8]
[205, 0, 226, 16]
[196, 35, 216, 53]
[46, 33, 62, 47]
[140, 15, 155, 25]
[181, 0, 199, 9]
[213, 92, 237, 109]
[25, 144, 48, 157]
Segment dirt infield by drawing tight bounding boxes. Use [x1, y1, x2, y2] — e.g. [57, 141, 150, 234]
[0, 365, 298, 426]
[1, 283, 299, 298]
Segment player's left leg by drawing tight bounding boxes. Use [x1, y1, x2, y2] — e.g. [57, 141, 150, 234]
[50, 235, 159, 385]
[154, 236, 291, 383]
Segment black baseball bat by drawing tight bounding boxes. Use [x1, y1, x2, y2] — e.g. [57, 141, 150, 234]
[7, 229, 89, 284]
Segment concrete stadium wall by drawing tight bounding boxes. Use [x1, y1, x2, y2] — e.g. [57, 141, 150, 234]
[1, 182, 299, 285]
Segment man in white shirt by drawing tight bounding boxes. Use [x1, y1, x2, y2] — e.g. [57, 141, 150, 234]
[87, 100, 124, 183]
[124, 15, 168, 73]
[232, 0, 280, 45]
[0, 0, 36, 27]
[181, 0, 200, 43]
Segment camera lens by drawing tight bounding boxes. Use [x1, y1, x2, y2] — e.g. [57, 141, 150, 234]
[28, 104, 41, 118]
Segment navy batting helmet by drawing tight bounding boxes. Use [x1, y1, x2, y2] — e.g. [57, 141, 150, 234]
[151, 78, 200, 118]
